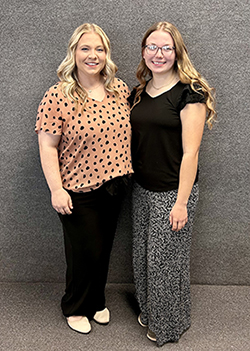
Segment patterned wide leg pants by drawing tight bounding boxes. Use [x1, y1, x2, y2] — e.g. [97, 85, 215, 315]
[132, 181, 199, 346]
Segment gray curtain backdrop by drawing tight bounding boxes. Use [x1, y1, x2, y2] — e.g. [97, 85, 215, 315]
[0, 0, 249, 285]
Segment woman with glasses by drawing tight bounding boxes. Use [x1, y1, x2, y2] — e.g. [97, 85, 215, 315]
[129, 22, 216, 346]
[36, 23, 132, 334]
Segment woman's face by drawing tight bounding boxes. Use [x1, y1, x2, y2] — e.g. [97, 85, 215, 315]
[143, 30, 176, 76]
[75, 32, 106, 79]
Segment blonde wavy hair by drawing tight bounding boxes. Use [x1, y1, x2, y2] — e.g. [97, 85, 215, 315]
[57, 23, 119, 108]
[132, 22, 216, 129]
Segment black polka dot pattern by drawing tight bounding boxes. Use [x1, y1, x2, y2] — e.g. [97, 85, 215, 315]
[35, 78, 133, 192]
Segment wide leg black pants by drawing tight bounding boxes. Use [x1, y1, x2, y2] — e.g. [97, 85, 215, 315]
[58, 180, 124, 319]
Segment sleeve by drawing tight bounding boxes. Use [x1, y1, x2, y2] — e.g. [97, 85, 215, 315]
[178, 84, 206, 112]
[35, 83, 63, 135]
[127, 88, 137, 107]
[115, 78, 130, 99]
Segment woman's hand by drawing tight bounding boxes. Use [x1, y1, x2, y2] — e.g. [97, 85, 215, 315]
[51, 188, 73, 215]
[169, 202, 188, 231]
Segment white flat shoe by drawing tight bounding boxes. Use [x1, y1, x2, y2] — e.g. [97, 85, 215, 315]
[138, 313, 147, 327]
[67, 316, 91, 334]
[93, 307, 110, 325]
[147, 328, 156, 342]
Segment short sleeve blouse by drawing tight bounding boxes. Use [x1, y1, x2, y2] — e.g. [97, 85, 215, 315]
[130, 81, 205, 192]
[36, 78, 133, 192]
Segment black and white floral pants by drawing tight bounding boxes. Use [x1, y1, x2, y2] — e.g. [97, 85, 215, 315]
[132, 181, 199, 346]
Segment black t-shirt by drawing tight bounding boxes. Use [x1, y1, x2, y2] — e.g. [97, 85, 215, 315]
[129, 81, 205, 192]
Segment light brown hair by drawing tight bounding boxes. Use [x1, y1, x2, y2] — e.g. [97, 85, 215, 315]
[132, 21, 216, 129]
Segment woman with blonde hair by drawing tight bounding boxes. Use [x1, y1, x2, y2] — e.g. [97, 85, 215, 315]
[129, 21, 216, 345]
[36, 23, 132, 334]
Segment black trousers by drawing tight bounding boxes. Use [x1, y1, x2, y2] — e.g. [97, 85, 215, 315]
[58, 179, 125, 319]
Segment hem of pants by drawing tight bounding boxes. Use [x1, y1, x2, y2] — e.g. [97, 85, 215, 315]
[155, 323, 191, 347]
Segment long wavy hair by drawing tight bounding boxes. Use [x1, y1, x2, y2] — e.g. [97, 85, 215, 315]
[57, 23, 119, 108]
[132, 22, 216, 129]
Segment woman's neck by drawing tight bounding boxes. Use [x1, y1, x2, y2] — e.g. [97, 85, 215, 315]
[76, 72, 106, 101]
[146, 71, 179, 98]
[76, 72, 104, 91]
[151, 70, 178, 89]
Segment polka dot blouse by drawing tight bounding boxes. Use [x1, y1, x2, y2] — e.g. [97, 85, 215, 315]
[35, 78, 133, 192]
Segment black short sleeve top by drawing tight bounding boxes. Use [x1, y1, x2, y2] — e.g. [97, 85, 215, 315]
[129, 81, 205, 192]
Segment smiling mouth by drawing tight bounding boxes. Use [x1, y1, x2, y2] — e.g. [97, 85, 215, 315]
[152, 61, 166, 65]
[86, 62, 99, 66]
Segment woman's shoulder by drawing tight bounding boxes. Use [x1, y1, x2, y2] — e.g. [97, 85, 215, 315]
[170, 81, 205, 111]
[113, 77, 128, 89]
[113, 77, 130, 97]
[127, 84, 139, 106]
[127, 82, 147, 107]
[170, 80, 187, 94]
[42, 82, 64, 98]
[180, 83, 205, 107]
[39, 82, 70, 107]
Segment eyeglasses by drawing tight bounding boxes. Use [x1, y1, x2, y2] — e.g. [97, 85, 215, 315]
[144, 44, 175, 56]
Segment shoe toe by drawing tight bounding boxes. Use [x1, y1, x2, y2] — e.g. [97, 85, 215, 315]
[93, 307, 110, 324]
[67, 316, 91, 334]
[138, 313, 147, 327]
[147, 328, 156, 342]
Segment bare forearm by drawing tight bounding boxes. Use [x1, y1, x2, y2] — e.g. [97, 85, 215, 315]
[38, 131, 72, 214]
[39, 144, 63, 193]
[176, 152, 199, 205]
[169, 153, 199, 231]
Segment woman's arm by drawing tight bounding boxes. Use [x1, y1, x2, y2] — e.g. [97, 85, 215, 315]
[38, 130, 73, 215]
[169, 102, 206, 231]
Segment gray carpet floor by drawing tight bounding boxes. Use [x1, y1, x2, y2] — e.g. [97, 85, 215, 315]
[0, 283, 249, 351]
